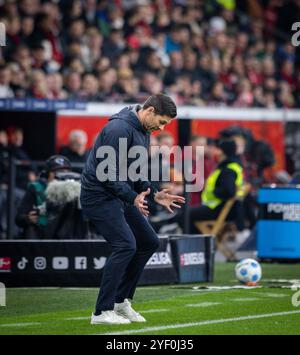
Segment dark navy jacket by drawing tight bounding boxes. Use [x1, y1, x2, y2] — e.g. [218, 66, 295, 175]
[81, 105, 157, 206]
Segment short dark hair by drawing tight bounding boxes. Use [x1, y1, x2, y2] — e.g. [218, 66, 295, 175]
[218, 139, 237, 157]
[143, 94, 177, 118]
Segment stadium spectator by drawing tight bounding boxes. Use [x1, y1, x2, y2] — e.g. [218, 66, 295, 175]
[27, 70, 49, 98]
[59, 130, 89, 172]
[47, 72, 68, 99]
[188, 135, 217, 207]
[7, 63, 27, 98]
[148, 131, 182, 227]
[115, 69, 140, 103]
[0, 127, 34, 237]
[98, 68, 118, 101]
[15, 155, 72, 238]
[140, 72, 163, 96]
[0, 128, 8, 179]
[0, 65, 14, 98]
[184, 139, 247, 238]
[83, 27, 103, 71]
[11, 45, 32, 76]
[219, 125, 275, 188]
[163, 51, 184, 86]
[0, 130, 9, 236]
[219, 125, 276, 229]
[62, 0, 84, 27]
[78, 73, 99, 101]
[64, 71, 82, 98]
[30, 13, 63, 65]
[31, 44, 50, 72]
[102, 29, 125, 61]
[7, 126, 36, 190]
[20, 15, 35, 46]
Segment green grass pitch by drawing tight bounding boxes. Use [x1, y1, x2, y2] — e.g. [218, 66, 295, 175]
[1, 262, 300, 335]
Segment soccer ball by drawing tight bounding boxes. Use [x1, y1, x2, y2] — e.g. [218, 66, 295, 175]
[235, 258, 262, 285]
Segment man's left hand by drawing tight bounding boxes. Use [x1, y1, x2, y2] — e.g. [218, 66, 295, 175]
[154, 189, 185, 213]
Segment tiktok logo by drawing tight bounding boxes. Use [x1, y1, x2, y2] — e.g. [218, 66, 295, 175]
[291, 285, 300, 307]
[17, 257, 29, 270]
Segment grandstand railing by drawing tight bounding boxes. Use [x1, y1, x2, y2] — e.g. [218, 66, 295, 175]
[58, 103, 300, 122]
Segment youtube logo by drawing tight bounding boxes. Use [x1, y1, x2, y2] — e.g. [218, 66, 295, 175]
[0, 257, 11, 272]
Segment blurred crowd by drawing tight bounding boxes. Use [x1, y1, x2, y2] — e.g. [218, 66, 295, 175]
[0, 0, 300, 107]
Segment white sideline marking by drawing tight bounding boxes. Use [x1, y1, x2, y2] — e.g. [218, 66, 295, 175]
[186, 302, 221, 307]
[259, 293, 288, 298]
[100, 310, 300, 335]
[191, 286, 262, 291]
[141, 309, 169, 314]
[0, 322, 41, 327]
[232, 298, 259, 302]
[265, 293, 290, 298]
[66, 316, 90, 320]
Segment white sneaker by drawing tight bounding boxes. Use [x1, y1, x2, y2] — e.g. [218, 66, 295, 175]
[114, 299, 146, 323]
[90, 310, 131, 325]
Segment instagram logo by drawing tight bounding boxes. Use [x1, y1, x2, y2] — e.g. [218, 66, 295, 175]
[34, 257, 47, 270]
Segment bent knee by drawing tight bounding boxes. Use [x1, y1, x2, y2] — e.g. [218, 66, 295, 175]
[123, 243, 137, 255]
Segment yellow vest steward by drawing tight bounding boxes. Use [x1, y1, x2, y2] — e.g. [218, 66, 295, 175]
[217, 0, 235, 10]
[202, 162, 243, 209]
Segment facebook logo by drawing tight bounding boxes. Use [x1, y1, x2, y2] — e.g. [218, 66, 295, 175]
[75, 257, 87, 270]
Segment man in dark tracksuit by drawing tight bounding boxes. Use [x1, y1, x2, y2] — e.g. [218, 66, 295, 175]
[80, 94, 185, 325]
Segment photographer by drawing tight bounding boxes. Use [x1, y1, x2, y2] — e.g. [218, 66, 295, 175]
[15, 155, 72, 238]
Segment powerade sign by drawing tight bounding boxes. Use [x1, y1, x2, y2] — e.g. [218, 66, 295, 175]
[257, 187, 300, 259]
[0, 238, 177, 287]
[260, 203, 300, 222]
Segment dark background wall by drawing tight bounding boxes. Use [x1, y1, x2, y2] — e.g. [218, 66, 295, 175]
[0, 111, 56, 160]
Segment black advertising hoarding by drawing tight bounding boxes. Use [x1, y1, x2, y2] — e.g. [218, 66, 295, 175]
[0, 236, 177, 287]
[0, 235, 214, 287]
[170, 235, 215, 283]
[0, 240, 111, 287]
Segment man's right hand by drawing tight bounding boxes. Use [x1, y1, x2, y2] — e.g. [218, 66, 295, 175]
[27, 211, 39, 224]
[134, 188, 150, 217]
